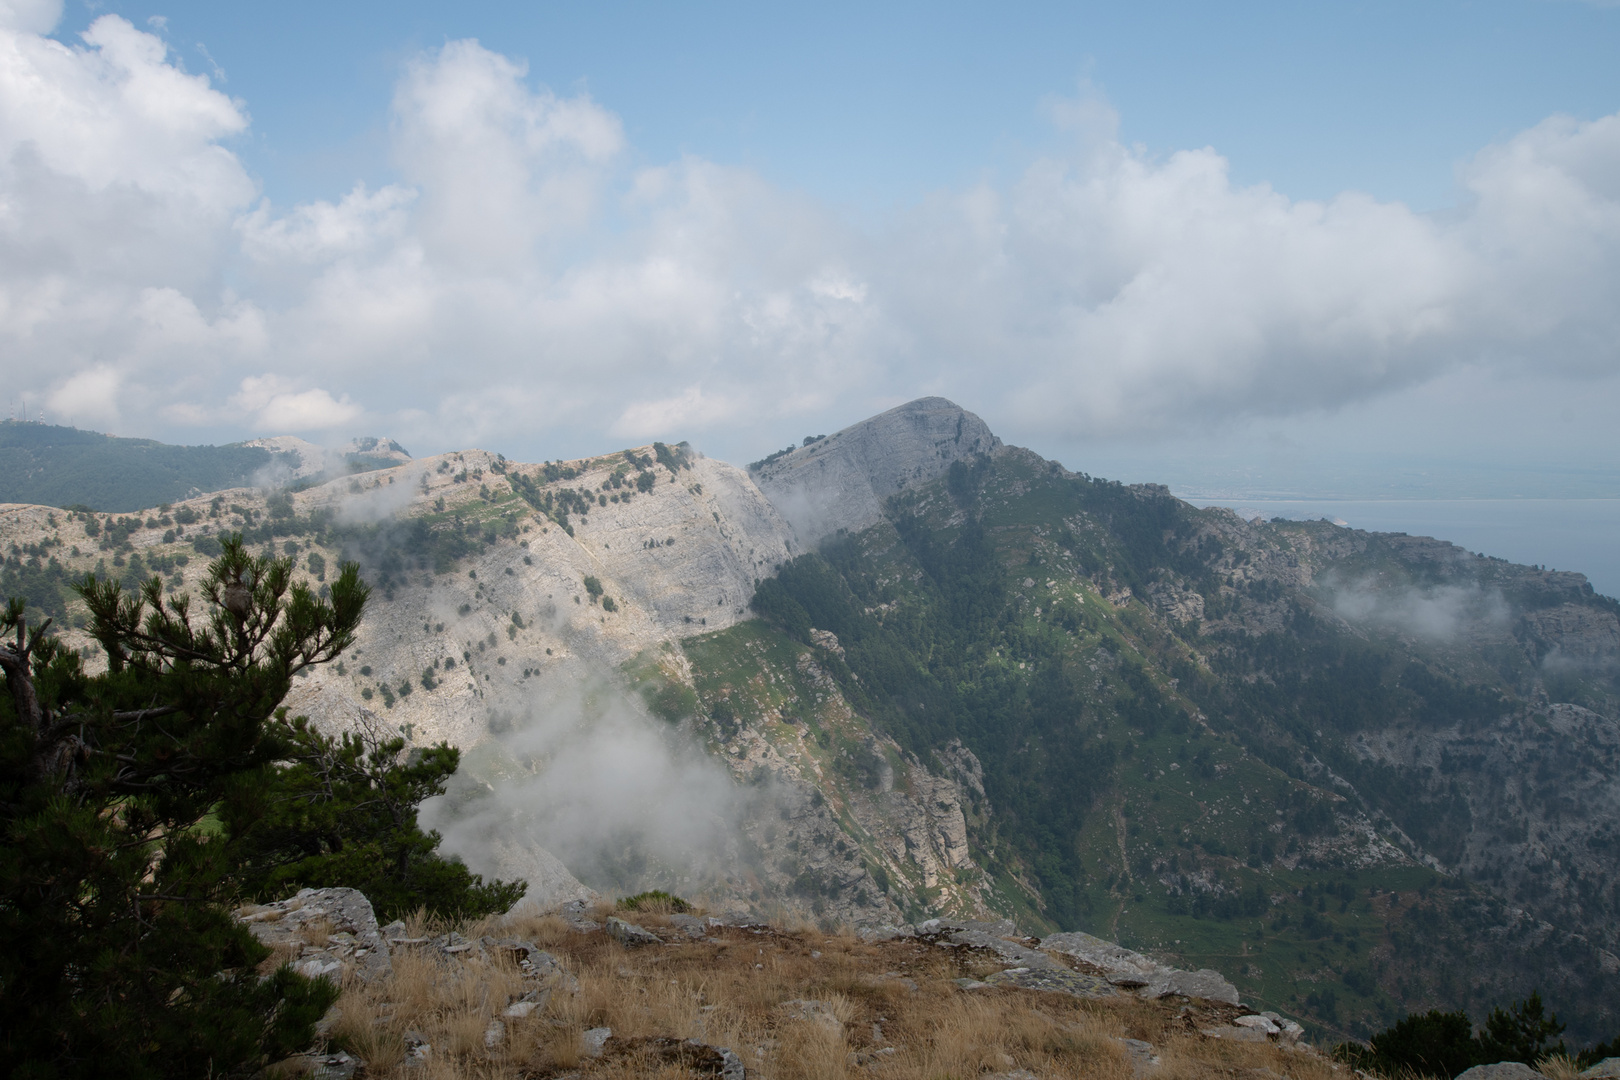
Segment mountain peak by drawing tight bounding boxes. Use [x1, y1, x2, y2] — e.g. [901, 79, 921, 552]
[750, 397, 1002, 545]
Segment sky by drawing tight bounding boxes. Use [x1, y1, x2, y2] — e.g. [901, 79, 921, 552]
[2, 0, 1619, 497]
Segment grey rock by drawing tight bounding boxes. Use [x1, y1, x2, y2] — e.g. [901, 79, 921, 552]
[1455, 1064, 1547, 1080]
[480, 935, 557, 977]
[403, 1028, 432, 1064]
[582, 1026, 613, 1057]
[753, 397, 1002, 545]
[1581, 1060, 1620, 1079]
[556, 899, 602, 932]
[1040, 929, 1239, 1004]
[709, 1042, 747, 1080]
[276, 1050, 359, 1080]
[1200, 1025, 1270, 1043]
[984, 966, 1115, 998]
[1120, 1038, 1161, 1076]
[1144, 968, 1241, 1006]
[495, 839, 600, 915]
[667, 913, 712, 939]
[1040, 930, 1166, 979]
[237, 887, 391, 983]
[606, 916, 663, 946]
[946, 929, 1065, 972]
[1233, 1015, 1280, 1035]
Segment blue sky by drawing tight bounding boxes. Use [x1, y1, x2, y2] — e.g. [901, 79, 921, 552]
[4, 0, 1620, 496]
[58, 0, 1620, 212]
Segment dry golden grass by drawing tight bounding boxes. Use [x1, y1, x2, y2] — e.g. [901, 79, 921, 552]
[313, 909, 1348, 1080]
[1539, 1055, 1582, 1080]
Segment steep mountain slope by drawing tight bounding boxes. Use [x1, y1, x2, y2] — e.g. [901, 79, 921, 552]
[1, 399, 1617, 1045]
[727, 442, 1620, 1041]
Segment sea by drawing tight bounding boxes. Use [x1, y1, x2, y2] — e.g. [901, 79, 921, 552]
[1184, 498, 1620, 601]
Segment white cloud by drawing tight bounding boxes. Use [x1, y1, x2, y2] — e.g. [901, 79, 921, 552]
[46, 364, 120, 425]
[231, 375, 361, 432]
[0, 13, 258, 430]
[611, 385, 739, 438]
[0, 0, 59, 34]
[391, 38, 623, 270]
[0, 22, 1617, 464]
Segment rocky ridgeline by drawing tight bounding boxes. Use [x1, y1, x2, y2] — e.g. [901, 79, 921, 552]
[0, 399, 1011, 929]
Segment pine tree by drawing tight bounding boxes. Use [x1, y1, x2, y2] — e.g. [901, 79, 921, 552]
[1, 536, 364, 1076]
[2, 534, 521, 1077]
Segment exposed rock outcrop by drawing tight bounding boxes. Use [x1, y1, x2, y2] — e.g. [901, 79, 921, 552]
[752, 397, 1001, 545]
[237, 887, 392, 983]
[1040, 929, 1241, 1004]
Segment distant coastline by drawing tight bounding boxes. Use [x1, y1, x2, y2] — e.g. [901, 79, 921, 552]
[1188, 497, 1620, 600]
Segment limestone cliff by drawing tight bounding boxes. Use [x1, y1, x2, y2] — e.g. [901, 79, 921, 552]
[751, 397, 1001, 545]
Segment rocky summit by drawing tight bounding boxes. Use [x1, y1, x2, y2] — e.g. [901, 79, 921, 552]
[3, 397, 1619, 1044]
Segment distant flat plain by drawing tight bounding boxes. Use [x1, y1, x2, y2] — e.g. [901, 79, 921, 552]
[1188, 498, 1620, 601]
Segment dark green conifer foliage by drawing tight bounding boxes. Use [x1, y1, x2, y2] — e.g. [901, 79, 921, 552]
[1340, 1008, 1484, 1078]
[1479, 992, 1566, 1065]
[0, 535, 521, 1077]
[0, 536, 363, 1076]
[229, 715, 524, 921]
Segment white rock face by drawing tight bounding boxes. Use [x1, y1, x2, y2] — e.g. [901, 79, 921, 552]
[752, 397, 1002, 546]
[281, 446, 797, 749]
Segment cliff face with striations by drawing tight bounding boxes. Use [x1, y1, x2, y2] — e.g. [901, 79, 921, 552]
[751, 397, 1002, 545]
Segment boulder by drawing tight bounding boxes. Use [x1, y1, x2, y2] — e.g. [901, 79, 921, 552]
[1143, 969, 1241, 1006]
[237, 887, 391, 983]
[606, 916, 663, 947]
[945, 929, 1065, 972]
[1120, 1038, 1161, 1077]
[1233, 1015, 1281, 1035]
[1455, 1064, 1546, 1080]
[1040, 930, 1166, 979]
[582, 1027, 613, 1057]
[1581, 1060, 1620, 1080]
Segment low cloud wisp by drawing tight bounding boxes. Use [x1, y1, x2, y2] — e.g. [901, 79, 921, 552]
[1327, 576, 1512, 643]
[419, 671, 770, 909]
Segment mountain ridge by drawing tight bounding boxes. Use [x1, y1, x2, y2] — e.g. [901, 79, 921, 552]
[1, 398, 1617, 1043]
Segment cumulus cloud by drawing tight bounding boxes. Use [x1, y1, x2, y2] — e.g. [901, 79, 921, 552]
[230, 375, 361, 432]
[45, 363, 120, 425]
[1, 17, 1618, 459]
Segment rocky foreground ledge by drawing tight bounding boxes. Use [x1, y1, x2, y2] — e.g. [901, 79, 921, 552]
[235, 888, 1347, 1079]
[236, 889, 1620, 1080]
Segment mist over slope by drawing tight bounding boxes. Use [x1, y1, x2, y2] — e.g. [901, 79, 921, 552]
[1, 397, 1617, 1044]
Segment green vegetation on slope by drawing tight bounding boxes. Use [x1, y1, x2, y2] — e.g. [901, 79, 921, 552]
[0, 420, 294, 511]
[725, 450, 1620, 1044]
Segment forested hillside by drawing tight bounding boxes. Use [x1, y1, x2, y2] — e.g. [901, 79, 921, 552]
[711, 448, 1620, 1043]
[0, 421, 293, 511]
